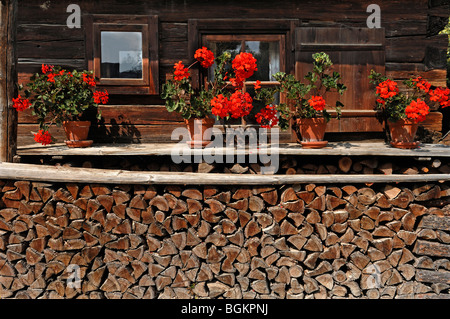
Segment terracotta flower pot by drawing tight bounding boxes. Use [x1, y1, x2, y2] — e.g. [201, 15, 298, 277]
[296, 118, 328, 149]
[63, 121, 93, 148]
[185, 117, 215, 148]
[389, 118, 419, 149]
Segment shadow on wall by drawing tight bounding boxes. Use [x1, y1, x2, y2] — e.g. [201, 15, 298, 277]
[90, 116, 142, 144]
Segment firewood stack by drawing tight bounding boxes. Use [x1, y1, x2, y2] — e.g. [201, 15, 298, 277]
[0, 180, 449, 299]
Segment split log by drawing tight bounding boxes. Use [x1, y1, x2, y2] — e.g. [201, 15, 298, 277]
[419, 215, 450, 231]
[416, 269, 450, 284]
[357, 188, 377, 205]
[413, 240, 450, 258]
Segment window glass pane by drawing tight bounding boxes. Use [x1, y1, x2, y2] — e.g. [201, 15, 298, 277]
[244, 41, 280, 124]
[101, 31, 143, 79]
[207, 41, 242, 80]
[245, 41, 280, 81]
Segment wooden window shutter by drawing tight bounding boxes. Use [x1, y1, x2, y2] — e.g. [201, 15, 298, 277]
[295, 27, 386, 133]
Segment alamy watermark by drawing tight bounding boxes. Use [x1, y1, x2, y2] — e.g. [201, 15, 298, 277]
[66, 264, 81, 289]
[67, 4, 81, 29]
[364, 264, 382, 289]
[367, 4, 381, 29]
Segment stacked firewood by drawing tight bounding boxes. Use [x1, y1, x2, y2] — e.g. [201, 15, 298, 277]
[0, 180, 449, 299]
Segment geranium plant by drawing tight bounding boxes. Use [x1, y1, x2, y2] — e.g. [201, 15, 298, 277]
[161, 47, 258, 121]
[369, 70, 449, 124]
[13, 64, 108, 145]
[254, 52, 347, 130]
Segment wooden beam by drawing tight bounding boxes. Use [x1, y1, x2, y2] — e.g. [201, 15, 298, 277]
[0, 163, 449, 186]
[0, 0, 17, 162]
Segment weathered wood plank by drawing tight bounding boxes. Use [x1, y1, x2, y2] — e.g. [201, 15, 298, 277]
[413, 240, 450, 258]
[416, 269, 450, 284]
[160, 22, 188, 41]
[387, 68, 447, 87]
[0, 163, 449, 186]
[16, 24, 84, 42]
[421, 112, 442, 132]
[17, 39, 85, 59]
[16, 142, 450, 158]
[0, 0, 18, 162]
[17, 0, 429, 24]
[386, 34, 447, 64]
[18, 105, 183, 124]
[419, 215, 450, 231]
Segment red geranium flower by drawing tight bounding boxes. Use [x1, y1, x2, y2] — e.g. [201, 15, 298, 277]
[93, 90, 109, 104]
[211, 91, 254, 119]
[34, 130, 52, 146]
[231, 52, 258, 89]
[229, 77, 244, 90]
[430, 87, 450, 108]
[211, 94, 230, 118]
[83, 73, 96, 87]
[12, 95, 31, 112]
[194, 47, 215, 69]
[376, 79, 399, 99]
[228, 91, 253, 119]
[405, 98, 429, 123]
[308, 96, 326, 111]
[254, 80, 262, 90]
[255, 105, 279, 128]
[173, 61, 190, 81]
[412, 77, 431, 93]
[47, 73, 57, 83]
[41, 64, 54, 74]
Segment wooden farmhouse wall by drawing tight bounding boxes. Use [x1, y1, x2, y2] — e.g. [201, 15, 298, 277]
[15, 0, 448, 146]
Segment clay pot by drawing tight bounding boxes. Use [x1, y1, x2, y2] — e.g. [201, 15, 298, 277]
[389, 118, 419, 149]
[185, 117, 215, 148]
[63, 121, 93, 148]
[296, 118, 328, 149]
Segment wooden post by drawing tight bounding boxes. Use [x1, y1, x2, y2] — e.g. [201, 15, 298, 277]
[0, 0, 17, 162]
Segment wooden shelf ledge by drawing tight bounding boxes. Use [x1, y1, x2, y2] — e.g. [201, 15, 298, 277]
[16, 142, 450, 158]
[0, 162, 449, 185]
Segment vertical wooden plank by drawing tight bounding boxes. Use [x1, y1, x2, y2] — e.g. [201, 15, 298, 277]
[84, 14, 94, 73]
[149, 15, 159, 94]
[187, 19, 199, 90]
[0, 0, 17, 162]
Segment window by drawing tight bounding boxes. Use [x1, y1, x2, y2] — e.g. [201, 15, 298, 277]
[86, 15, 159, 94]
[203, 34, 285, 124]
[189, 18, 298, 141]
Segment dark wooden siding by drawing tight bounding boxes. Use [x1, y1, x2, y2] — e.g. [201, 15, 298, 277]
[16, 0, 448, 145]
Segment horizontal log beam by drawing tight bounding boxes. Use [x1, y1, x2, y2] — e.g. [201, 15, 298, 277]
[0, 163, 449, 186]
